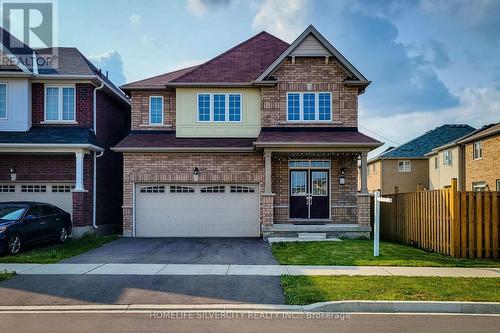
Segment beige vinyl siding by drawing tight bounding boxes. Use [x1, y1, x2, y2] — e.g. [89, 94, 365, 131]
[175, 87, 261, 138]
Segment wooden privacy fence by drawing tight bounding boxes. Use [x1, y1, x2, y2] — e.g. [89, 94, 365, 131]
[379, 179, 499, 259]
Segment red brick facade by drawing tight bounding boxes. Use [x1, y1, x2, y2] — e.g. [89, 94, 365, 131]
[122, 152, 264, 236]
[261, 57, 358, 128]
[32, 83, 94, 127]
[130, 89, 176, 130]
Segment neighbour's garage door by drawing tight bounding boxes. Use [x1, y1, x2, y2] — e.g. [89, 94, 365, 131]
[0, 183, 73, 215]
[135, 184, 260, 237]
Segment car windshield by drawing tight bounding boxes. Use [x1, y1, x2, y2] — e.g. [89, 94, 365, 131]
[0, 206, 26, 221]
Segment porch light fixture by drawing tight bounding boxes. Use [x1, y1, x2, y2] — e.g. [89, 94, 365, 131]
[339, 168, 346, 185]
[193, 167, 199, 182]
[9, 166, 16, 181]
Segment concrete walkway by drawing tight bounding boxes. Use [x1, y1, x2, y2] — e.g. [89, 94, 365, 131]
[1, 263, 499, 277]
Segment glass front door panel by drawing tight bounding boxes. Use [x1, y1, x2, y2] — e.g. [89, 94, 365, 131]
[291, 171, 307, 196]
[311, 171, 328, 196]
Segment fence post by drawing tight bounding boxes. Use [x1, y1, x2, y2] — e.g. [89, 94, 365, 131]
[393, 186, 399, 241]
[450, 178, 459, 257]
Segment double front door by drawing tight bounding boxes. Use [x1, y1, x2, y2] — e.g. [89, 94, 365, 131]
[289, 169, 329, 219]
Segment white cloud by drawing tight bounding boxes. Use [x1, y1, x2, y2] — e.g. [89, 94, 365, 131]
[142, 34, 157, 47]
[251, 0, 307, 41]
[88, 51, 126, 86]
[129, 14, 141, 26]
[186, 0, 230, 18]
[360, 87, 500, 152]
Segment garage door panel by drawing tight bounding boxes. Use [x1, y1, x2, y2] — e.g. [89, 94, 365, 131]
[135, 184, 259, 237]
[0, 183, 73, 215]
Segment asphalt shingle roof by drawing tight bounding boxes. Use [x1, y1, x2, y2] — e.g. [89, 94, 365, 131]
[377, 124, 476, 159]
[0, 127, 101, 147]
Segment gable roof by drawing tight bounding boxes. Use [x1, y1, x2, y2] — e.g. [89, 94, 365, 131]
[255, 25, 369, 85]
[170, 31, 289, 84]
[120, 66, 199, 90]
[370, 124, 476, 162]
[121, 31, 290, 89]
[457, 123, 499, 144]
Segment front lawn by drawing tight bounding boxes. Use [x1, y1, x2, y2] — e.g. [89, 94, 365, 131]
[272, 239, 500, 267]
[281, 275, 500, 305]
[0, 271, 15, 282]
[0, 234, 117, 264]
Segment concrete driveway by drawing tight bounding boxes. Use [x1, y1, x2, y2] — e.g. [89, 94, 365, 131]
[63, 237, 278, 264]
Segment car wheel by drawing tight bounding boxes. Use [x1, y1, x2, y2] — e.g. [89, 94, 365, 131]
[58, 227, 68, 243]
[8, 234, 21, 255]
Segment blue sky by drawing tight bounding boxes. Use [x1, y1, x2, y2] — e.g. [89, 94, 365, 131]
[56, 0, 499, 150]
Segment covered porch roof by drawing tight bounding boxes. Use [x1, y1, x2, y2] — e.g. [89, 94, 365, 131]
[0, 127, 104, 153]
[255, 127, 382, 151]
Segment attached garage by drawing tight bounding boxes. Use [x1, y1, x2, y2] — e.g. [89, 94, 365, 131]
[0, 183, 73, 215]
[134, 183, 260, 237]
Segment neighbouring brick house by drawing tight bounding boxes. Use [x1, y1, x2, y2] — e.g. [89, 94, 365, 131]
[0, 28, 130, 236]
[367, 124, 475, 194]
[458, 123, 500, 191]
[115, 25, 382, 238]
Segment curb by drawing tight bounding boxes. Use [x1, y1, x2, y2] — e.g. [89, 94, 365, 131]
[0, 301, 498, 314]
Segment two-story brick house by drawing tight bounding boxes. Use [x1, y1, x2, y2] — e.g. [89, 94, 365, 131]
[115, 25, 382, 238]
[0, 28, 130, 237]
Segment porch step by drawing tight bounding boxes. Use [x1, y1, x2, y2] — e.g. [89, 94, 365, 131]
[298, 233, 327, 240]
[268, 237, 341, 244]
[262, 224, 371, 240]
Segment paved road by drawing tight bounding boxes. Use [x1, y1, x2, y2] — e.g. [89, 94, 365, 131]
[0, 275, 285, 305]
[63, 237, 277, 264]
[0, 312, 497, 332]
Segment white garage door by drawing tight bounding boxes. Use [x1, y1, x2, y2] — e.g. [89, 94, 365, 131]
[0, 183, 73, 215]
[135, 184, 260, 237]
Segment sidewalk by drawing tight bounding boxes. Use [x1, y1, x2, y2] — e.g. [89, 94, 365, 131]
[1, 263, 499, 277]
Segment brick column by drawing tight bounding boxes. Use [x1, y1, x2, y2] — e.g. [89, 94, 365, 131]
[122, 206, 133, 237]
[261, 193, 275, 225]
[357, 194, 371, 227]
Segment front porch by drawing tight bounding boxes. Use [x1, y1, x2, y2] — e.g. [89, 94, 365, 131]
[259, 148, 373, 238]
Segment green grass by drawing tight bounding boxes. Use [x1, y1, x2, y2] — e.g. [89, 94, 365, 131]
[0, 271, 15, 282]
[271, 239, 500, 267]
[281, 275, 500, 305]
[0, 234, 118, 263]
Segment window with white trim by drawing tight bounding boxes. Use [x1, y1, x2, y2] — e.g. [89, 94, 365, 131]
[201, 186, 225, 193]
[21, 185, 47, 193]
[443, 150, 452, 166]
[473, 141, 483, 160]
[45, 86, 75, 121]
[398, 160, 411, 172]
[197, 93, 242, 122]
[286, 92, 331, 122]
[230, 186, 255, 193]
[0, 185, 15, 193]
[149, 96, 163, 125]
[140, 185, 165, 193]
[0, 83, 7, 119]
[170, 186, 195, 193]
[472, 181, 486, 192]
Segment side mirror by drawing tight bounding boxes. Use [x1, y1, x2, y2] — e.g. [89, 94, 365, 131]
[24, 215, 36, 222]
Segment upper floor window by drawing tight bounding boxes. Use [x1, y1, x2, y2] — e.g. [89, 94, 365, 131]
[0, 83, 7, 119]
[434, 156, 439, 170]
[443, 150, 452, 166]
[398, 160, 411, 172]
[373, 163, 377, 174]
[473, 141, 482, 160]
[45, 86, 75, 122]
[197, 93, 241, 123]
[286, 92, 331, 122]
[149, 96, 163, 125]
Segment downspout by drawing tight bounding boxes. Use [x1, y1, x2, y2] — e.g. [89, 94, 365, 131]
[92, 82, 104, 229]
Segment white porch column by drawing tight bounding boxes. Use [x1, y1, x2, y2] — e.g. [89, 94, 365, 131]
[360, 151, 368, 194]
[75, 151, 85, 192]
[264, 149, 273, 194]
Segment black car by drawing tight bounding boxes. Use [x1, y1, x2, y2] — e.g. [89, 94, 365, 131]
[0, 202, 72, 255]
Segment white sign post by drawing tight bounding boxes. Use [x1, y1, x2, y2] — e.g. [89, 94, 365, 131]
[373, 190, 392, 257]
